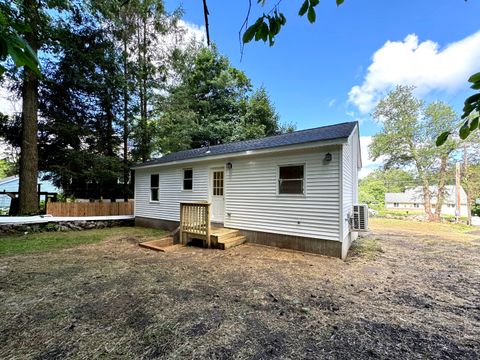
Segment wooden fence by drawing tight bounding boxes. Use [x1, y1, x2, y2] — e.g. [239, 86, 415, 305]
[46, 201, 134, 217]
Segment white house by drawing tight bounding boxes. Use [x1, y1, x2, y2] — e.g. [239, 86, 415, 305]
[132, 121, 362, 259]
[385, 185, 468, 217]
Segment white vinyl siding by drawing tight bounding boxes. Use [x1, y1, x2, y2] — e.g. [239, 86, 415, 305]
[223, 148, 341, 241]
[135, 166, 210, 221]
[134, 146, 347, 242]
[341, 126, 359, 242]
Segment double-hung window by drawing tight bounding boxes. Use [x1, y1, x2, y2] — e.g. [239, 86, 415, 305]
[183, 169, 193, 190]
[278, 165, 304, 195]
[150, 174, 159, 201]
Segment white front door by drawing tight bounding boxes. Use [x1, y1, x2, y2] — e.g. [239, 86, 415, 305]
[210, 168, 225, 223]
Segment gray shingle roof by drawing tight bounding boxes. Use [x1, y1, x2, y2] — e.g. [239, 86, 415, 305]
[385, 186, 467, 205]
[133, 121, 357, 168]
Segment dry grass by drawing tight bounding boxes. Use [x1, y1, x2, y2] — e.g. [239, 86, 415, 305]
[0, 221, 479, 359]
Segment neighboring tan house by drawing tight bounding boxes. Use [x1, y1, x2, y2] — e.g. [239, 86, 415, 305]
[385, 185, 468, 217]
[132, 121, 363, 259]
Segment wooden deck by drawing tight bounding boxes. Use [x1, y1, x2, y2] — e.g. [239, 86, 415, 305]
[139, 226, 246, 252]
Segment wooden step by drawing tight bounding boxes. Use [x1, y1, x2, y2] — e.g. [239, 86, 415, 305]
[217, 235, 246, 250]
[210, 228, 240, 246]
[139, 236, 176, 252]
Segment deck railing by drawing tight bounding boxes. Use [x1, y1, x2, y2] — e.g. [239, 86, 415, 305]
[179, 202, 211, 247]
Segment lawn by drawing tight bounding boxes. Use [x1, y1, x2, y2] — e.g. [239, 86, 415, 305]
[0, 220, 479, 359]
[0, 226, 167, 256]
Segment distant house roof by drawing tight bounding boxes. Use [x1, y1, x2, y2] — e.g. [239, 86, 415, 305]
[0, 175, 19, 186]
[0, 173, 59, 194]
[385, 186, 467, 205]
[133, 121, 358, 169]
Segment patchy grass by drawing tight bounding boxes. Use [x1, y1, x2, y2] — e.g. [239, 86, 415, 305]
[349, 237, 383, 259]
[0, 227, 167, 256]
[370, 217, 476, 240]
[0, 221, 479, 359]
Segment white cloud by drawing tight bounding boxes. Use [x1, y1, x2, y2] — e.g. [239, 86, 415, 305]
[177, 20, 207, 45]
[328, 99, 336, 107]
[349, 31, 480, 113]
[359, 136, 384, 178]
[0, 87, 20, 116]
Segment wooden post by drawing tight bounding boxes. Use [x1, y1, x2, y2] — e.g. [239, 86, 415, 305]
[455, 162, 461, 223]
[206, 203, 211, 248]
[179, 203, 184, 245]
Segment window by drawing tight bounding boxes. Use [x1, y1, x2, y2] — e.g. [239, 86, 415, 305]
[414, 203, 420, 208]
[278, 165, 304, 195]
[150, 174, 159, 201]
[393, 202, 399, 208]
[183, 169, 193, 190]
[213, 171, 224, 196]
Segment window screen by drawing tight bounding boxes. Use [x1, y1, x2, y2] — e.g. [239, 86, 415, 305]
[150, 174, 159, 201]
[278, 165, 304, 194]
[183, 169, 193, 190]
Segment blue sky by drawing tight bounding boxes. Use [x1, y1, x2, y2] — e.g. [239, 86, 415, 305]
[167, 0, 480, 175]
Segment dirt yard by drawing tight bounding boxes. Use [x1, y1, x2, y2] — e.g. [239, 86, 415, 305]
[0, 219, 479, 359]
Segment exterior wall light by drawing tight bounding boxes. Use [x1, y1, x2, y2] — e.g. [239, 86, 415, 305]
[226, 162, 233, 169]
[324, 153, 332, 162]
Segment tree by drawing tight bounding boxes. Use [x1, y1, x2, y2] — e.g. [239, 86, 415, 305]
[154, 45, 291, 155]
[359, 169, 414, 208]
[370, 86, 461, 221]
[1, 0, 69, 214]
[37, 13, 124, 200]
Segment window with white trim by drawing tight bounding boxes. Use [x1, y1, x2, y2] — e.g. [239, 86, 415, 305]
[150, 174, 159, 201]
[183, 169, 193, 190]
[278, 165, 304, 195]
[393, 202, 399, 208]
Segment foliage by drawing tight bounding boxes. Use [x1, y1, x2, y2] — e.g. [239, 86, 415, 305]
[154, 45, 292, 154]
[437, 73, 480, 145]
[359, 169, 414, 208]
[242, 0, 344, 47]
[0, 1, 40, 75]
[370, 86, 461, 221]
[36, 13, 125, 198]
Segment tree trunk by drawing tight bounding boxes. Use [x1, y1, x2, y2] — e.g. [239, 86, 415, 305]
[432, 155, 448, 222]
[421, 179, 434, 221]
[122, 35, 129, 202]
[18, 0, 39, 215]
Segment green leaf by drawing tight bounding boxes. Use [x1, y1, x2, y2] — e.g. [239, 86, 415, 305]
[9, 46, 28, 67]
[298, 0, 309, 16]
[436, 131, 450, 146]
[463, 102, 474, 116]
[459, 122, 471, 140]
[468, 72, 480, 83]
[279, 13, 287, 25]
[268, 33, 274, 47]
[269, 17, 279, 36]
[336, 0, 345, 5]
[464, 93, 480, 105]
[260, 22, 269, 41]
[243, 24, 258, 43]
[471, 82, 480, 90]
[307, 6, 316, 23]
[470, 117, 479, 131]
[310, 0, 320, 6]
